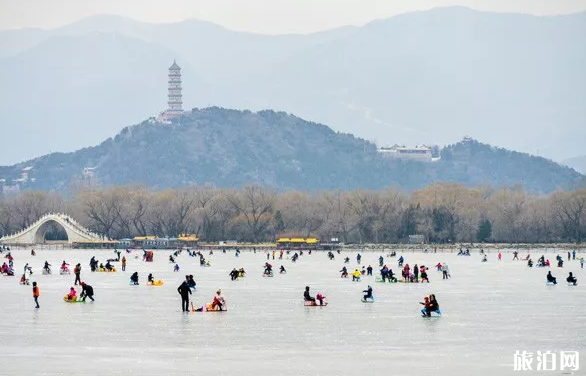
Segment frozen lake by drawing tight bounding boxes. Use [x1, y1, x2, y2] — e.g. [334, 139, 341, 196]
[1, 248, 584, 376]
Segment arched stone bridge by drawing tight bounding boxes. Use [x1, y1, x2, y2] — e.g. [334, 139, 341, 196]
[0, 213, 103, 244]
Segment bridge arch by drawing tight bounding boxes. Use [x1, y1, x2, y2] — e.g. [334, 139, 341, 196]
[0, 213, 102, 244]
[34, 219, 69, 243]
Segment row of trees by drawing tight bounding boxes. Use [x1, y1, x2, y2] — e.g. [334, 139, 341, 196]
[1, 184, 585, 244]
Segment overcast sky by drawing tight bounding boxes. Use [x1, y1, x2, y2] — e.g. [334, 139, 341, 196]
[2, 0, 586, 33]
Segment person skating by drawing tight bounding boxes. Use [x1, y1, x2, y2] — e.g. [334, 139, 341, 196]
[387, 268, 397, 282]
[362, 285, 373, 301]
[212, 289, 226, 311]
[263, 263, 273, 276]
[420, 296, 431, 316]
[566, 272, 578, 286]
[547, 271, 557, 284]
[429, 294, 440, 315]
[66, 287, 77, 301]
[130, 272, 139, 285]
[316, 292, 325, 306]
[304, 286, 316, 304]
[420, 294, 440, 317]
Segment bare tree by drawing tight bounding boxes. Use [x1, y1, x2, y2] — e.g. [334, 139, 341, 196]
[78, 188, 126, 238]
[226, 185, 275, 242]
[488, 188, 528, 243]
[11, 191, 63, 228]
[551, 189, 586, 242]
[0, 197, 16, 236]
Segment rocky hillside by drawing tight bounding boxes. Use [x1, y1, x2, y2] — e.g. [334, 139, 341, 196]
[0, 108, 583, 193]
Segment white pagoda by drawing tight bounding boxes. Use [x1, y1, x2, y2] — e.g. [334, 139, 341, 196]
[158, 60, 184, 121]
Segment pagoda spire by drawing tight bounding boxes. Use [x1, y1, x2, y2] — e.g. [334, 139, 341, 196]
[166, 59, 183, 115]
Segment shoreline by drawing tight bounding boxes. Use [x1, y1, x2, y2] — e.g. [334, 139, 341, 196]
[2, 242, 585, 253]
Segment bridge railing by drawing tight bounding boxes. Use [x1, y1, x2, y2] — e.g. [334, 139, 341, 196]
[0, 213, 103, 241]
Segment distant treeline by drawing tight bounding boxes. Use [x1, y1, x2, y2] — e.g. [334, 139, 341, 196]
[1, 184, 585, 244]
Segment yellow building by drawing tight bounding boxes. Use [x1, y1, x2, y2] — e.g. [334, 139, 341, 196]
[276, 237, 319, 250]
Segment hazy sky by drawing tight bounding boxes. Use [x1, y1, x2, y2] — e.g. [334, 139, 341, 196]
[1, 0, 586, 33]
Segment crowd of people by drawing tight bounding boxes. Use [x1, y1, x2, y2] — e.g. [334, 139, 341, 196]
[2, 245, 583, 318]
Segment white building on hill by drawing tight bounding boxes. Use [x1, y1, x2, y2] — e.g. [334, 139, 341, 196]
[378, 145, 433, 162]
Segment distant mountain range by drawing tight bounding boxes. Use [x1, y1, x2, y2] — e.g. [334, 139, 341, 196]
[0, 108, 582, 194]
[563, 155, 586, 174]
[0, 7, 585, 164]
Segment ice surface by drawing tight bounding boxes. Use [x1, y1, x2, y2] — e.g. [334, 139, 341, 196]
[1, 248, 584, 376]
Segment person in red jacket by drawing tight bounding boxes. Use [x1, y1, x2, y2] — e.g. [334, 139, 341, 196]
[32, 282, 40, 308]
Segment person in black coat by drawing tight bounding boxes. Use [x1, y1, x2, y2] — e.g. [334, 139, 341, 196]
[80, 282, 95, 301]
[177, 281, 192, 312]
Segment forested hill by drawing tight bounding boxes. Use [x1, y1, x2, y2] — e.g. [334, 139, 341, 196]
[0, 108, 583, 193]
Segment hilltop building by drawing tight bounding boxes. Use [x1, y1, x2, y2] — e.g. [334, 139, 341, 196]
[157, 60, 185, 122]
[83, 167, 98, 187]
[378, 145, 434, 162]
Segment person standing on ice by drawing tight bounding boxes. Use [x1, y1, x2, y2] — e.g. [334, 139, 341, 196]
[177, 280, 192, 312]
[32, 282, 40, 309]
[74, 263, 81, 285]
[442, 263, 450, 279]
